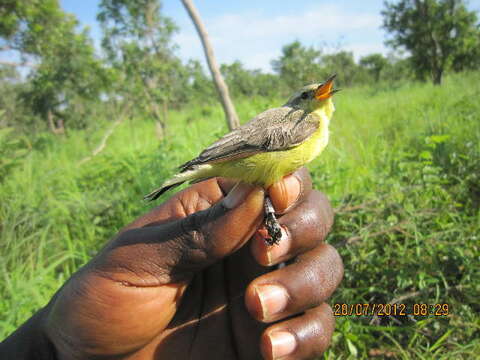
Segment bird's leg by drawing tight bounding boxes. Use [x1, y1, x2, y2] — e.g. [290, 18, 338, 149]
[264, 196, 282, 246]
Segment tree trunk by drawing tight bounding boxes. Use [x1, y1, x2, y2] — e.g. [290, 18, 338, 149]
[47, 110, 65, 135]
[47, 110, 56, 133]
[56, 118, 65, 135]
[432, 67, 443, 85]
[141, 80, 166, 134]
[181, 0, 240, 130]
[162, 101, 168, 123]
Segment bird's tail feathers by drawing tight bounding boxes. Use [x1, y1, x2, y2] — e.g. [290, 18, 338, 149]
[143, 182, 183, 201]
[144, 165, 212, 201]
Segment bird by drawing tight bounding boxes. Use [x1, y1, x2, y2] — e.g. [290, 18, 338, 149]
[145, 74, 338, 245]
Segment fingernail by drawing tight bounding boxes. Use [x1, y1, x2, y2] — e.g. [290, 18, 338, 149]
[266, 227, 290, 265]
[269, 331, 297, 359]
[271, 175, 301, 213]
[285, 175, 301, 205]
[223, 183, 255, 209]
[256, 284, 288, 320]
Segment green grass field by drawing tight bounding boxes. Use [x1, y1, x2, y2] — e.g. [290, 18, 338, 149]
[1, 72, 479, 358]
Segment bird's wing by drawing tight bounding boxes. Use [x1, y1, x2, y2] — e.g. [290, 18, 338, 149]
[179, 107, 319, 171]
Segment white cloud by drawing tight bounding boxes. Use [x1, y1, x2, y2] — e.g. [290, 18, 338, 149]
[210, 4, 381, 39]
[173, 3, 384, 72]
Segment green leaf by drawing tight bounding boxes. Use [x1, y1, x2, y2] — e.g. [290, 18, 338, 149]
[346, 339, 358, 357]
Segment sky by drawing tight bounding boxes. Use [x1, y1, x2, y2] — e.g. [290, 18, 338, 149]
[56, 0, 479, 73]
[58, 0, 391, 72]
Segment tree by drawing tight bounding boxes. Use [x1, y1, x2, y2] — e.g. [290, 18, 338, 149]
[383, 0, 480, 85]
[98, 0, 186, 131]
[0, 66, 26, 128]
[382, 53, 414, 83]
[184, 59, 216, 104]
[0, 0, 107, 133]
[271, 41, 323, 91]
[321, 51, 364, 87]
[181, 0, 240, 130]
[360, 53, 389, 83]
[220, 61, 281, 98]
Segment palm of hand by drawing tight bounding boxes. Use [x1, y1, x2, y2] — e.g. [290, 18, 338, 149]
[44, 169, 342, 360]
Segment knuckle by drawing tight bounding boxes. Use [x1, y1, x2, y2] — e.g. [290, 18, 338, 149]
[174, 234, 211, 276]
[299, 306, 334, 356]
[284, 190, 333, 246]
[162, 230, 211, 282]
[293, 308, 332, 358]
[312, 306, 334, 354]
[303, 262, 333, 302]
[313, 245, 343, 299]
[293, 245, 343, 302]
[171, 203, 229, 275]
[179, 210, 204, 233]
[310, 190, 334, 239]
[295, 167, 312, 190]
[175, 219, 212, 268]
[322, 244, 344, 287]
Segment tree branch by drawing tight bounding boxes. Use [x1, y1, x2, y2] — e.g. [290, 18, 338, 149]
[78, 103, 131, 165]
[181, 0, 240, 130]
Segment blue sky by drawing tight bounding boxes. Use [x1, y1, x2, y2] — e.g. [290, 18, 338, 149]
[59, 0, 478, 72]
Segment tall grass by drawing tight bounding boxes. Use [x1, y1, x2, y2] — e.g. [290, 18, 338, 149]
[1, 72, 479, 358]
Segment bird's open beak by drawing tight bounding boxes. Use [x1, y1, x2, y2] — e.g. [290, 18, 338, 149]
[315, 74, 338, 100]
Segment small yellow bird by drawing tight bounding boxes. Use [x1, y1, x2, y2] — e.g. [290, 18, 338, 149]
[145, 74, 338, 244]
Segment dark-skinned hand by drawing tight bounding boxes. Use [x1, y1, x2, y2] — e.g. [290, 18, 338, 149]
[0, 168, 343, 360]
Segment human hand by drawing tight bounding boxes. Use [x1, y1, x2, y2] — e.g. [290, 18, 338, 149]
[43, 167, 343, 360]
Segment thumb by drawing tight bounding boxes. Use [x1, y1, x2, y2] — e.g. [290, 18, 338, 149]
[43, 182, 265, 358]
[180, 182, 266, 260]
[95, 182, 265, 285]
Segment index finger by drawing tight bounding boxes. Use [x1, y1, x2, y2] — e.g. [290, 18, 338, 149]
[126, 167, 312, 231]
[268, 167, 313, 214]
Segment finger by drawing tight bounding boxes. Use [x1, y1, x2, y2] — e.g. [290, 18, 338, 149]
[260, 303, 335, 360]
[48, 180, 266, 358]
[251, 190, 334, 266]
[123, 177, 238, 230]
[98, 181, 265, 285]
[126, 167, 309, 231]
[245, 244, 343, 323]
[268, 167, 312, 214]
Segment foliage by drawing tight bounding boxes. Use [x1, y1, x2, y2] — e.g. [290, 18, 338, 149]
[0, 126, 30, 181]
[1, 1, 479, 136]
[383, 0, 480, 84]
[221, 60, 281, 99]
[359, 53, 389, 83]
[271, 40, 324, 91]
[1, 71, 479, 359]
[98, 0, 187, 125]
[322, 50, 368, 87]
[183, 59, 216, 104]
[0, 66, 35, 129]
[270, 41, 415, 93]
[1, 1, 480, 357]
[0, 0, 108, 131]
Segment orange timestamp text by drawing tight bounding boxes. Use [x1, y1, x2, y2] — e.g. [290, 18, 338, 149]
[333, 303, 450, 317]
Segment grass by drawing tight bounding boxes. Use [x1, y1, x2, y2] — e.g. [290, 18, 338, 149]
[1, 71, 479, 358]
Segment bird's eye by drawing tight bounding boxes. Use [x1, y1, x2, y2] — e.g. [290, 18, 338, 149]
[301, 92, 309, 100]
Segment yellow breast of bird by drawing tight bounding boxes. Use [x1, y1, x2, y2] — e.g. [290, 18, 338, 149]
[215, 117, 329, 188]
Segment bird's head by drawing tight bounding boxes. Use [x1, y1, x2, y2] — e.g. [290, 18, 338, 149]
[285, 74, 339, 117]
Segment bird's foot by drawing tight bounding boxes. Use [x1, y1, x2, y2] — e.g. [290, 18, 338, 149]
[264, 197, 282, 246]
